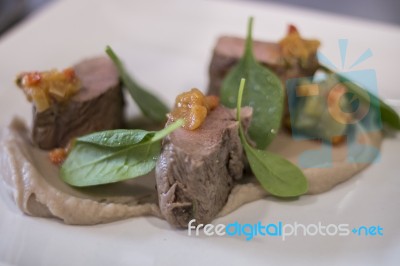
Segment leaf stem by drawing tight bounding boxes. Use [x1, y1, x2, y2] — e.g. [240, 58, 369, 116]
[244, 17, 254, 59]
[152, 119, 184, 142]
[235, 78, 308, 197]
[236, 78, 246, 121]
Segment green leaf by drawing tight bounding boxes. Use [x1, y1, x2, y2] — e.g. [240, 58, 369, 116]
[60, 139, 159, 187]
[237, 78, 308, 197]
[320, 65, 400, 130]
[106, 46, 170, 123]
[221, 17, 284, 149]
[243, 147, 308, 197]
[77, 129, 153, 148]
[60, 120, 184, 187]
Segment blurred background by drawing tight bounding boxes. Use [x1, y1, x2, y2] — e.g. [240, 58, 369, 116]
[0, 0, 50, 35]
[1, 0, 400, 36]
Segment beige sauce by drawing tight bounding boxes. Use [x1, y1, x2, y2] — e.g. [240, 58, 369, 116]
[0, 118, 382, 225]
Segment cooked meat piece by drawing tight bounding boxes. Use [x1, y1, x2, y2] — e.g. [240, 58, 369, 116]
[31, 57, 124, 149]
[156, 106, 252, 228]
[208, 36, 319, 96]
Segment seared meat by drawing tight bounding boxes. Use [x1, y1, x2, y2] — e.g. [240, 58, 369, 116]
[156, 106, 252, 228]
[208, 36, 319, 96]
[31, 57, 124, 149]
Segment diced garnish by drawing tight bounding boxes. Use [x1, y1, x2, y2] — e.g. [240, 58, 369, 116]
[327, 83, 353, 125]
[16, 68, 81, 112]
[23, 72, 41, 86]
[49, 141, 73, 165]
[31, 89, 50, 112]
[49, 148, 68, 166]
[331, 135, 346, 145]
[288, 76, 351, 145]
[168, 88, 219, 130]
[279, 24, 320, 67]
[205, 95, 219, 111]
[62, 67, 76, 80]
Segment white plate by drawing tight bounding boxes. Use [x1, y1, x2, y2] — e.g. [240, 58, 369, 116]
[0, 0, 399, 265]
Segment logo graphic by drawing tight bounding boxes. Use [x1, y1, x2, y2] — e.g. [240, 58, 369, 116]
[188, 219, 384, 241]
[286, 39, 381, 168]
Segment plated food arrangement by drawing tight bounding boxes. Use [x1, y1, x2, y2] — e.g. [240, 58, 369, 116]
[0, 18, 397, 228]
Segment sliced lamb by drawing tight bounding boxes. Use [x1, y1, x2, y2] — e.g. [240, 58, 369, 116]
[156, 106, 252, 228]
[24, 57, 124, 150]
[208, 36, 319, 96]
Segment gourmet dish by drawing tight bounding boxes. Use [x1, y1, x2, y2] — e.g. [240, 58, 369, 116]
[0, 18, 397, 228]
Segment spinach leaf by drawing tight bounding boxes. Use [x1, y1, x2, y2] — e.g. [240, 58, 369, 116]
[106, 46, 170, 123]
[60, 120, 183, 187]
[77, 129, 152, 148]
[221, 17, 284, 149]
[237, 78, 308, 197]
[320, 65, 400, 130]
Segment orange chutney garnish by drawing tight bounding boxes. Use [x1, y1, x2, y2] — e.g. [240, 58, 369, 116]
[48, 141, 73, 166]
[279, 24, 320, 67]
[168, 88, 219, 130]
[16, 67, 81, 112]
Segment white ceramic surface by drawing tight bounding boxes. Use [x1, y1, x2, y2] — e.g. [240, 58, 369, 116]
[0, 0, 399, 265]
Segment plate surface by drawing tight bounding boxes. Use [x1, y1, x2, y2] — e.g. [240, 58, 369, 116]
[0, 0, 399, 265]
